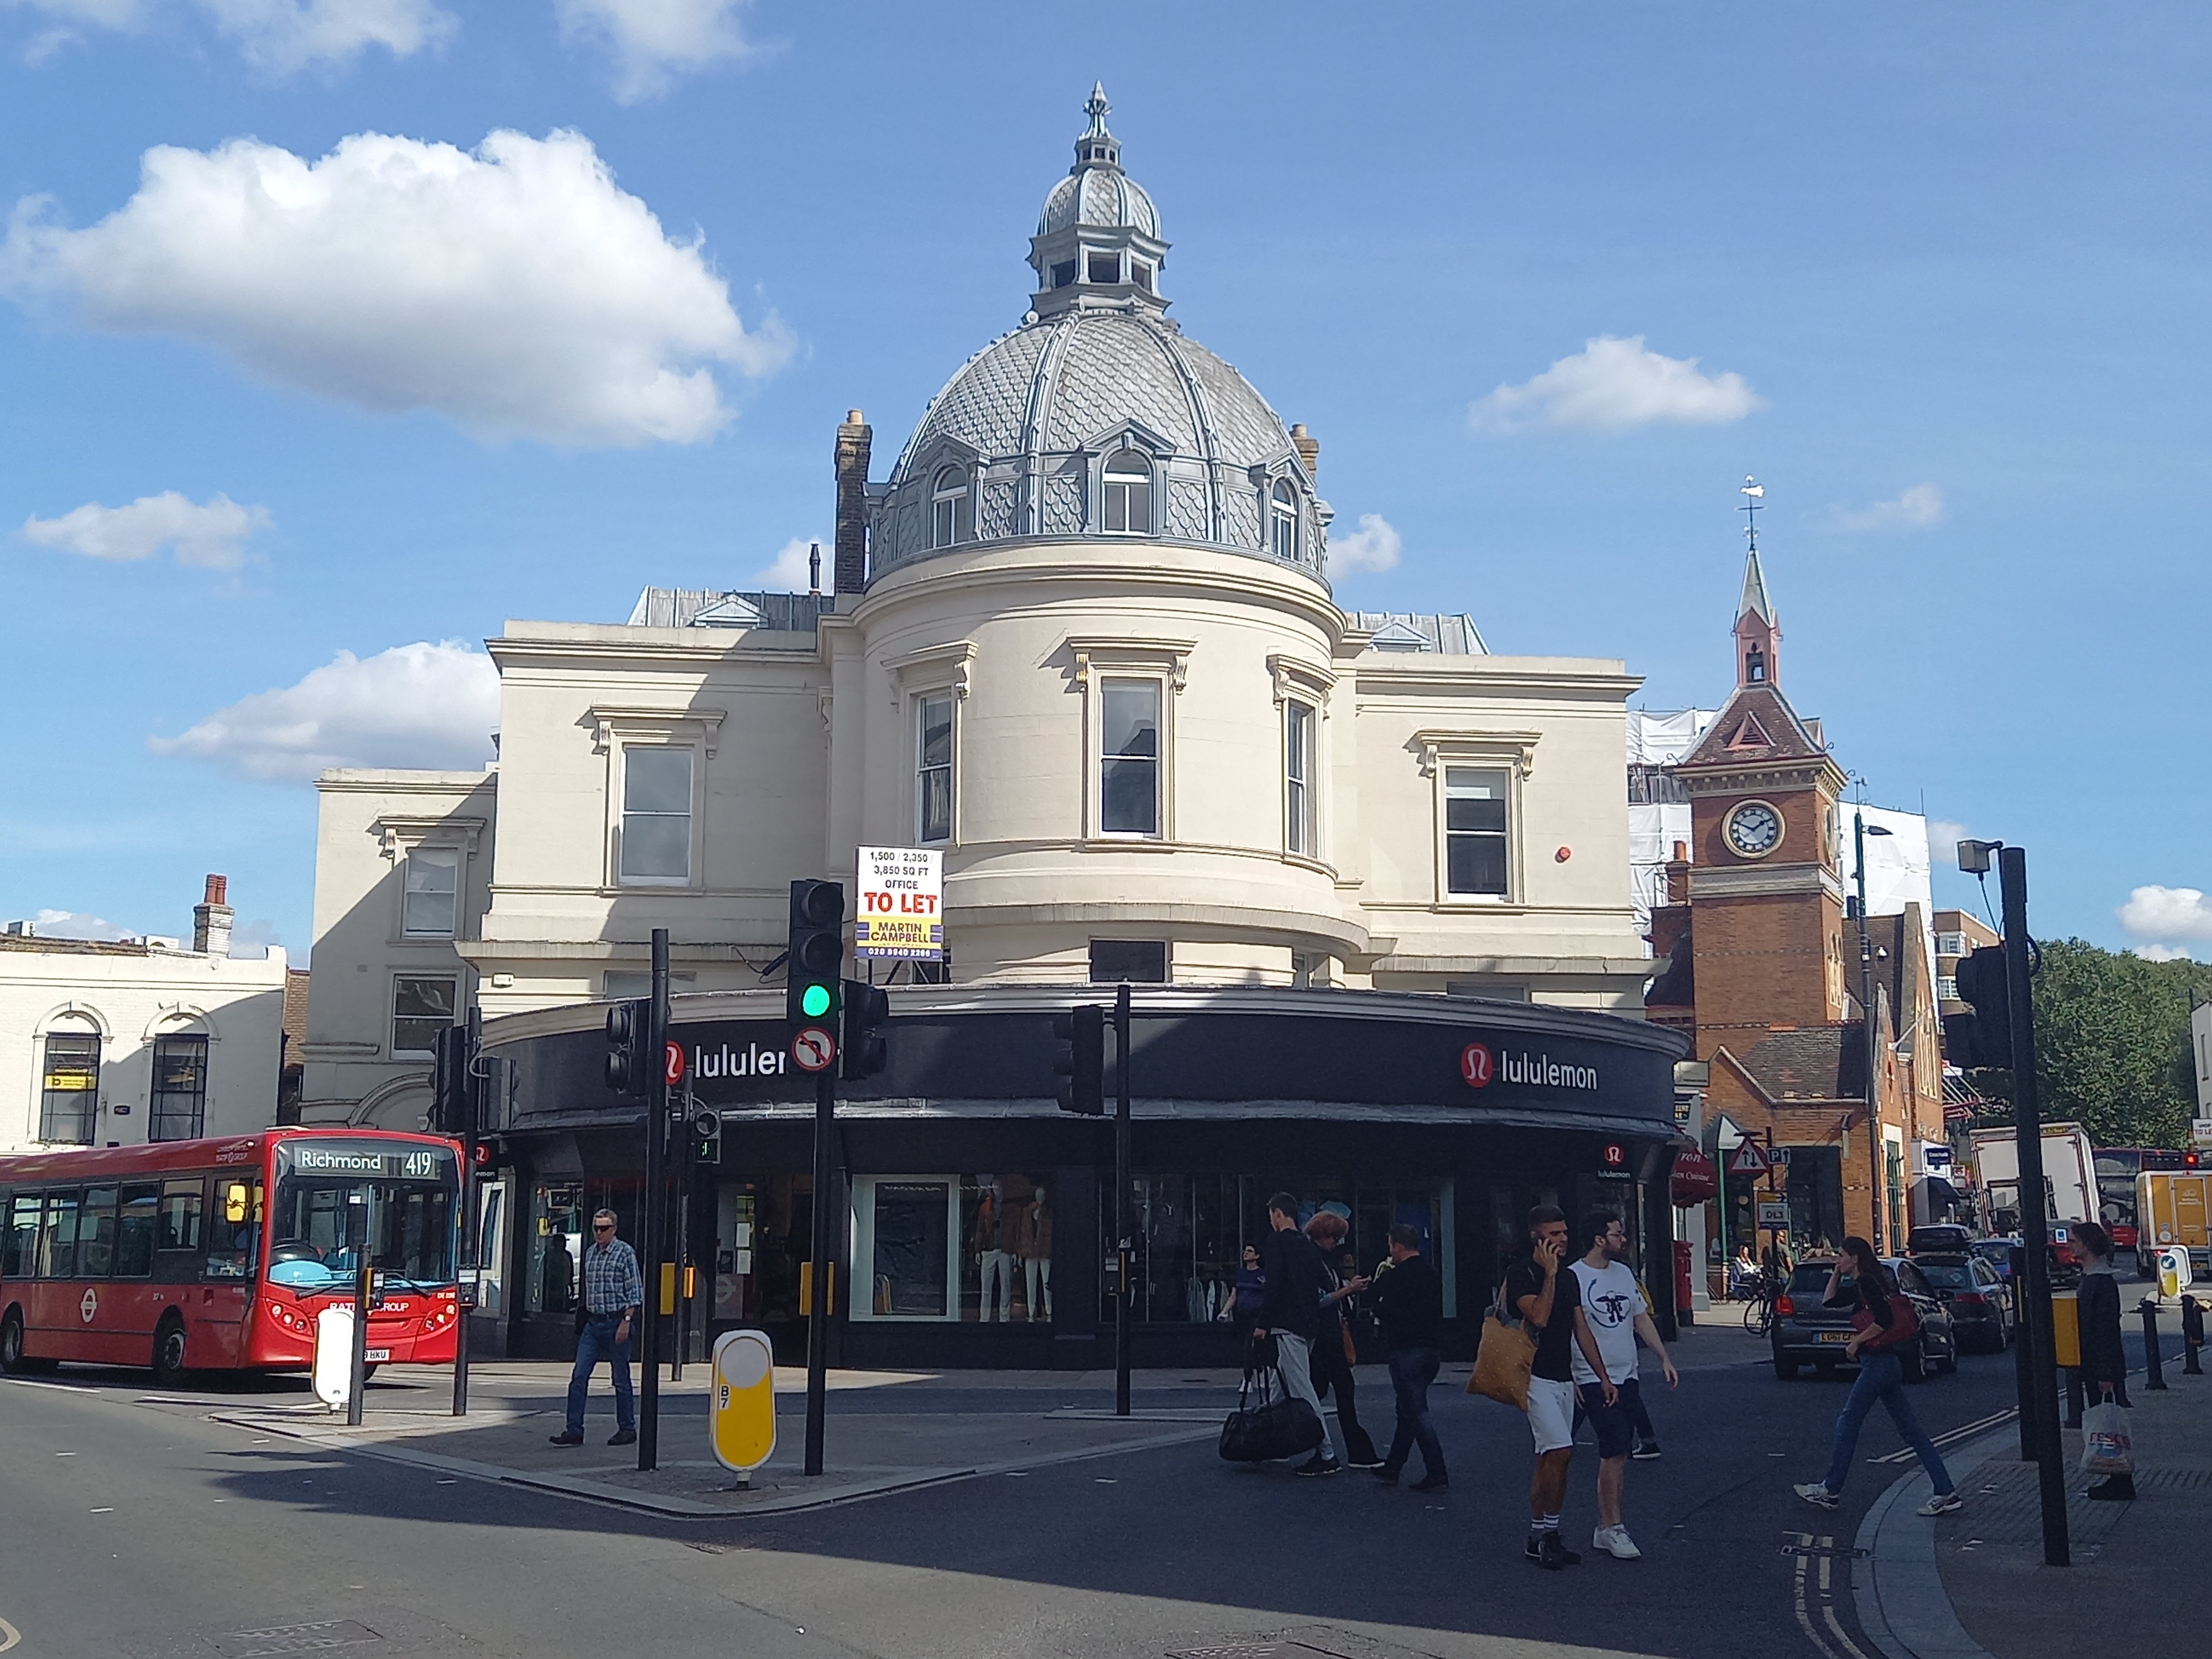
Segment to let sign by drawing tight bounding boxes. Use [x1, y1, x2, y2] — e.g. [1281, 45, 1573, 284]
[855, 845, 944, 961]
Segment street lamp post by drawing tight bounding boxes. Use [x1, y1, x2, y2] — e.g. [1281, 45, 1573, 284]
[1854, 811, 1894, 1253]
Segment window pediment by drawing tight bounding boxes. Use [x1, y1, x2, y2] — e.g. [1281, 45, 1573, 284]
[885, 640, 978, 704]
[373, 813, 487, 862]
[1411, 728, 1542, 780]
[587, 705, 727, 758]
[1066, 635, 1193, 694]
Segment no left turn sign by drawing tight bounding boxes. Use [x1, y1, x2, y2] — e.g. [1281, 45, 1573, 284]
[792, 1027, 837, 1073]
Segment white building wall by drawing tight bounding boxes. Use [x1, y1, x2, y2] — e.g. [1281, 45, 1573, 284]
[0, 941, 287, 1151]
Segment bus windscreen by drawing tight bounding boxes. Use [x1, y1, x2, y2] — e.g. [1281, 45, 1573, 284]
[268, 1140, 458, 1293]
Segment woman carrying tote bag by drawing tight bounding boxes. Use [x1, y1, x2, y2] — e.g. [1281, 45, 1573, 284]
[2074, 1221, 2135, 1500]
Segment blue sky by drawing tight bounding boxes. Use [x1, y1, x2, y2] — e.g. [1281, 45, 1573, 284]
[2, 3, 2205, 963]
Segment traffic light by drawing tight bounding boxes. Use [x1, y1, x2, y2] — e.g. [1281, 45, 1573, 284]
[842, 979, 890, 1080]
[1943, 945, 2013, 1070]
[431, 1024, 474, 1136]
[605, 998, 648, 1097]
[691, 1107, 722, 1167]
[786, 880, 845, 1030]
[1053, 1003, 1105, 1115]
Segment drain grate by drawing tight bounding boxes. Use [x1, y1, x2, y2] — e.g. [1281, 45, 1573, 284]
[1168, 1646, 1331, 1659]
[210, 1620, 381, 1657]
[1780, 1542, 1868, 1559]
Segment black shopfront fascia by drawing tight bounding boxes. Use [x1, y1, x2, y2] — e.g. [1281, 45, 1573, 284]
[483, 992, 1687, 1367]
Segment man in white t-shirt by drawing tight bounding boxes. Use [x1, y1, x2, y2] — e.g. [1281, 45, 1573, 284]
[1569, 1211, 1679, 1561]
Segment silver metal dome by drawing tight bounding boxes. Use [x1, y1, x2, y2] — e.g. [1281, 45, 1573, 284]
[867, 89, 1328, 583]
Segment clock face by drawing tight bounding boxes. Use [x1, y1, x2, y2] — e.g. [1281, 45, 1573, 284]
[1726, 801, 1783, 857]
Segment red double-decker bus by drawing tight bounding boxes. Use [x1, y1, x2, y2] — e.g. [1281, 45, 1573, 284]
[0, 1128, 462, 1385]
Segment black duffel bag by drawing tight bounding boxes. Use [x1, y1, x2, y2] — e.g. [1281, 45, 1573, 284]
[1218, 1341, 1324, 1464]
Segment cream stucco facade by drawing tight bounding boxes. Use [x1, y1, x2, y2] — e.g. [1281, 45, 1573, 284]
[299, 89, 1656, 1129]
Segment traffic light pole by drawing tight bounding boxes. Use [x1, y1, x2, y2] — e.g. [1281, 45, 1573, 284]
[1114, 980, 1132, 1419]
[1999, 848, 2068, 1566]
[639, 927, 670, 1473]
[804, 1062, 834, 1475]
[453, 1010, 479, 1418]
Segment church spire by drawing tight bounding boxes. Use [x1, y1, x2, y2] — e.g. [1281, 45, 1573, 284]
[1735, 478, 1780, 687]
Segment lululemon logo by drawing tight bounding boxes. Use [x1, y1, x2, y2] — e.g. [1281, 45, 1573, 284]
[1461, 1044, 1494, 1088]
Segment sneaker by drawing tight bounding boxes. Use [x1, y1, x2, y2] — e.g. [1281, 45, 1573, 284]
[2084, 1476, 2135, 1503]
[608, 1428, 637, 1446]
[1293, 1455, 1341, 1478]
[1915, 1491, 1964, 1516]
[547, 1430, 584, 1447]
[1794, 1481, 1840, 1510]
[1632, 1441, 1663, 1460]
[1592, 1524, 1642, 1560]
[1347, 1454, 1387, 1470]
[1410, 1472, 1449, 1493]
[1373, 1468, 1400, 1486]
[1536, 1531, 1580, 1569]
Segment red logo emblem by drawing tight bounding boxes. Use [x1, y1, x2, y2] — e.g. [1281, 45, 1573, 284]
[665, 1041, 686, 1086]
[1460, 1044, 1494, 1088]
[1602, 1142, 1627, 1169]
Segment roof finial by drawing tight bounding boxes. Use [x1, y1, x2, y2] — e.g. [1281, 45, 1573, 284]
[1740, 474, 1764, 555]
[1085, 82, 1112, 138]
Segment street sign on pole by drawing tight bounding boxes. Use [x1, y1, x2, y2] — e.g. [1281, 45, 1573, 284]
[1729, 1142, 1771, 1177]
[792, 1027, 836, 1073]
[1757, 1202, 1791, 1230]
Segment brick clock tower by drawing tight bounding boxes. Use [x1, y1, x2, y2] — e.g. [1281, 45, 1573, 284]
[1647, 545, 1937, 1258]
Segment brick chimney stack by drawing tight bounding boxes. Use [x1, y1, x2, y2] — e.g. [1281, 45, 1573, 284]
[193, 874, 233, 957]
[1665, 840, 1691, 906]
[833, 409, 872, 594]
[1290, 422, 1319, 482]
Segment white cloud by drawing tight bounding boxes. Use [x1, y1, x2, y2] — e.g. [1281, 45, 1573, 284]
[753, 535, 826, 591]
[6, 0, 452, 69]
[149, 640, 499, 781]
[2132, 943, 2195, 963]
[1927, 820, 1973, 868]
[555, 0, 758, 102]
[2117, 885, 2212, 945]
[2, 128, 791, 447]
[1328, 512, 1401, 575]
[25, 907, 138, 941]
[22, 490, 270, 569]
[227, 917, 279, 958]
[1469, 335, 1762, 434]
[1828, 483, 1944, 533]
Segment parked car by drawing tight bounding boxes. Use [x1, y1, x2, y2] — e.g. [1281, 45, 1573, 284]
[1911, 1255, 2011, 1350]
[1907, 1224, 1975, 1256]
[1771, 1257, 1958, 1380]
[1971, 1237, 2023, 1281]
[1969, 1234, 2077, 1288]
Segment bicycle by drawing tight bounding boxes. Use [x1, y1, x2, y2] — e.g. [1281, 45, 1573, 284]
[1742, 1270, 1783, 1336]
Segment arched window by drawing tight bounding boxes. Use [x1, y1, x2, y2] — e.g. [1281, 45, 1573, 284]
[1103, 450, 1152, 534]
[931, 466, 971, 548]
[1270, 480, 1299, 560]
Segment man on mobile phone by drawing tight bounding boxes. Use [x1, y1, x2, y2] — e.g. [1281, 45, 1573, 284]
[1505, 1206, 1609, 1569]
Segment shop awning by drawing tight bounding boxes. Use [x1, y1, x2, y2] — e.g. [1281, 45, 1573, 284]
[674, 1096, 1677, 1136]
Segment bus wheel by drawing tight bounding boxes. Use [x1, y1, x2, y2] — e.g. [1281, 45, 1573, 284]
[0, 1308, 24, 1374]
[152, 1315, 190, 1389]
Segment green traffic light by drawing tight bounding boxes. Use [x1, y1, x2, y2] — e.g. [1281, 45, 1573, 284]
[801, 983, 832, 1019]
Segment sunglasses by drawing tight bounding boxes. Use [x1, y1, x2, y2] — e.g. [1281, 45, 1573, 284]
[593, 1223, 615, 1233]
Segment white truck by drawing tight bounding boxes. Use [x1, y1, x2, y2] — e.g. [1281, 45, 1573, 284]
[1971, 1123, 2098, 1265]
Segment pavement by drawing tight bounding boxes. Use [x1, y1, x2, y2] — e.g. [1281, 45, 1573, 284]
[1854, 1307, 2205, 1659]
[194, 1360, 1234, 1515]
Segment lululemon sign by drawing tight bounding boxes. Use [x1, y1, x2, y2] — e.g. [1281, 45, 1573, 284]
[1461, 1044, 1494, 1088]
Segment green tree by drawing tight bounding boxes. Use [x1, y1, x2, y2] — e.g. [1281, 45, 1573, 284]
[1981, 938, 2212, 1149]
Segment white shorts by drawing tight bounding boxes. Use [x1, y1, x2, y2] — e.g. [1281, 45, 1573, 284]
[1527, 1376, 1577, 1454]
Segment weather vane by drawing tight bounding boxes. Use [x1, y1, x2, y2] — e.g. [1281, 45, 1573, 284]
[1740, 475, 1765, 554]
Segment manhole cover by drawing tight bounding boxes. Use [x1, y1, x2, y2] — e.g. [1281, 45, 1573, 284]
[210, 1619, 381, 1656]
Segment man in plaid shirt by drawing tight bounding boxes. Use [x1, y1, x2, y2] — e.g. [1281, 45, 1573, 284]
[551, 1208, 642, 1446]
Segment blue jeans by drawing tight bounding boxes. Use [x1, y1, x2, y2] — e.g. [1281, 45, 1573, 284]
[1822, 1350, 1951, 1496]
[1383, 1347, 1446, 1479]
[566, 1314, 635, 1435]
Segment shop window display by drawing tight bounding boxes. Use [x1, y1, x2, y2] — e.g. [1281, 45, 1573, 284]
[849, 1173, 1054, 1322]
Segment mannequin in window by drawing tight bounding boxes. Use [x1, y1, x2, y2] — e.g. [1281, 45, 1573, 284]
[974, 1178, 1018, 1322]
[1021, 1186, 1054, 1321]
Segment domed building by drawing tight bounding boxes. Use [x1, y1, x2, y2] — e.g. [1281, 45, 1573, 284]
[300, 90, 1684, 1369]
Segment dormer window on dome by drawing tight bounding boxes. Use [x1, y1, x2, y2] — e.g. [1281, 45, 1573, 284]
[932, 465, 971, 547]
[1270, 480, 1298, 561]
[1103, 450, 1153, 534]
